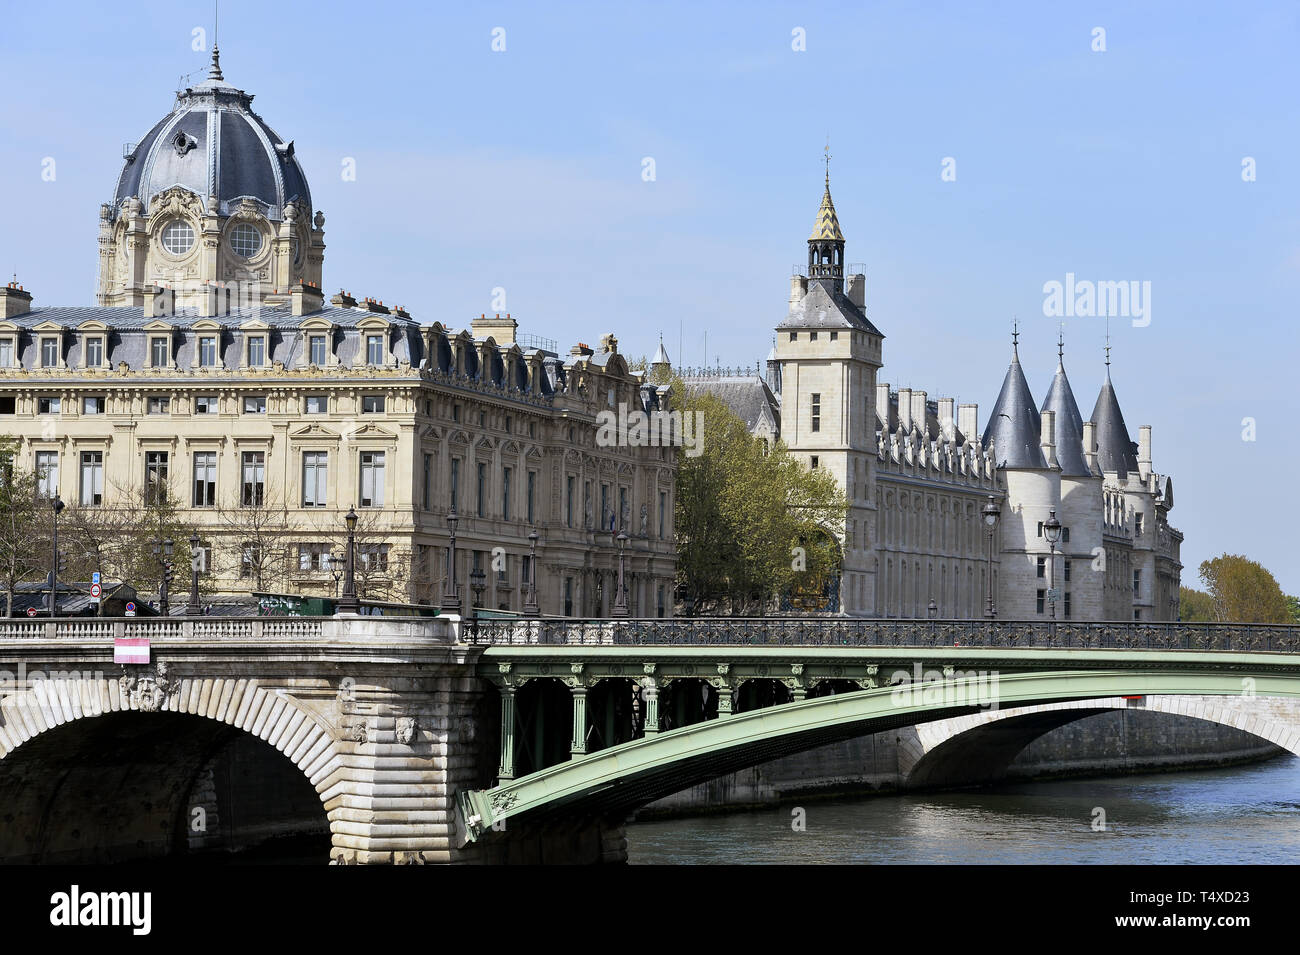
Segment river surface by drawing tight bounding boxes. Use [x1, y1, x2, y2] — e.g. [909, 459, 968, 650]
[626, 755, 1300, 864]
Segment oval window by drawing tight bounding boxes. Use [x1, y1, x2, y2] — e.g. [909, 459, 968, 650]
[161, 220, 195, 255]
[230, 222, 263, 258]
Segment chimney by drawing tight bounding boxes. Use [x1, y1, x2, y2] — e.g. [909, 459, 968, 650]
[845, 272, 866, 308]
[291, 282, 324, 316]
[789, 275, 808, 307]
[876, 382, 890, 431]
[362, 297, 390, 314]
[569, 342, 594, 358]
[472, 311, 518, 344]
[143, 285, 174, 319]
[1040, 409, 1058, 469]
[1082, 421, 1098, 474]
[958, 403, 978, 443]
[330, 290, 357, 309]
[910, 390, 928, 432]
[0, 282, 32, 319]
[198, 282, 227, 318]
[1138, 425, 1152, 480]
[393, 305, 411, 320]
[898, 388, 913, 432]
[937, 397, 956, 441]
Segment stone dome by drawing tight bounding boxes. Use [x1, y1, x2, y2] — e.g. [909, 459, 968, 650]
[112, 48, 311, 222]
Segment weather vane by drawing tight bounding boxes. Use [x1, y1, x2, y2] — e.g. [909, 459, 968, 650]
[823, 135, 831, 184]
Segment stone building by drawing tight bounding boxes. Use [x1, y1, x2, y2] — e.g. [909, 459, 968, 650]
[679, 172, 1182, 621]
[0, 49, 677, 617]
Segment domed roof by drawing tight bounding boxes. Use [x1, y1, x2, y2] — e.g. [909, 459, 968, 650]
[112, 48, 310, 222]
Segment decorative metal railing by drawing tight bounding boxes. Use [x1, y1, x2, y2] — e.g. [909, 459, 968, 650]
[0, 618, 326, 642]
[464, 618, 1300, 653]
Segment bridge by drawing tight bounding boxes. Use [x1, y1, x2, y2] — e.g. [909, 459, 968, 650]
[0, 615, 1297, 863]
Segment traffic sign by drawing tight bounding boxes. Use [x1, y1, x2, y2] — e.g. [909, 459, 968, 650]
[90, 583, 101, 598]
[125, 601, 137, 618]
[26, 607, 36, 618]
[1047, 588, 1060, 601]
[92, 571, 101, 586]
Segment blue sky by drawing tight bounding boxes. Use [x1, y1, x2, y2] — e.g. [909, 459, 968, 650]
[1, 1, 1298, 592]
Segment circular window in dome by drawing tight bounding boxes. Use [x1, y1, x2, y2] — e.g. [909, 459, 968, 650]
[161, 220, 195, 255]
[230, 223, 263, 258]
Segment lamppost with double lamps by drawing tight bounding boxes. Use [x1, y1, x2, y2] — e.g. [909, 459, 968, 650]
[441, 506, 461, 615]
[1044, 507, 1063, 620]
[338, 508, 360, 614]
[612, 532, 629, 618]
[151, 538, 175, 617]
[982, 495, 1001, 619]
[523, 529, 540, 615]
[47, 496, 64, 616]
[187, 533, 203, 616]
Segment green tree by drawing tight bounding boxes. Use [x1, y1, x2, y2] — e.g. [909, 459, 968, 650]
[1178, 586, 1215, 622]
[1287, 594, 1300, 625]
[672, 384, 846, 614]
[1197, 554, 1290, 623]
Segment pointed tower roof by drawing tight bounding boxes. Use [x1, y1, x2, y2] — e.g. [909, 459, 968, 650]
[651, 335, 670, 366]
[1090, 368, 1139, 479]
[1041, 339, 1091, 477]
[982, 330, 1046, 468]
[809, 181, 845, 241]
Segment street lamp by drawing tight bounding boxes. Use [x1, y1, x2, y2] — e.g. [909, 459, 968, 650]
[470, 566, 486, 630]
[187, 533, 202, 616]
[612, 532, 629, 618]
[48, 496, 64, 616]
[982, 495, 1001, 619]
[523, 529, 540, 616]
[338, 507, 360, 614]
[151, 537, 175, 617]
[441, 506, 461, 615]
[1044, 507, 1063, 621]
[329, 552, 344, 597]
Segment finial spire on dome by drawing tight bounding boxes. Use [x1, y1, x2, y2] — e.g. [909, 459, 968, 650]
[1011, 318, 1020, 357]
[1057, 322, 1065, 364]
[824, 135, 831, 186]
[207, 44, 223, 82]
[1104, 316, 1112, 372]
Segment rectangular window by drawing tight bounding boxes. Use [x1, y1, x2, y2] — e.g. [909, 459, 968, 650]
[811, 393, 821, 432]
[83, 396, 105, 415]
[497, 553, 508, 583]
[1063, 591, 1072, 619]
[566, 476, 575, 528]
[304, 395, 327, 414]
[150, 337, 169, 367]
[1062, 526, 1070, 543]
[85, 337, 103, 366]
[145, 451, 169, 504]
[302, 451, 328, 508]
[618, 487, 628, 532]
[1134, 513, 1143, 536]
[240, 544, 259, 579]
[147, 396, 170, 415]
[422, 453, 432, 510]
[452, 404, 461, 423]
[243, 395, 266, 414]
[0, 396, 11, 415]
[241, 451, 265, 506]
[476, 462, 486, 517]
[0, 340, 13, 367]
[564, 577, 573, 617]
[659, 490, 666, 539]
[504, 416, 512, 434]
[1063, 559, 1071, 582]
[526, 471, 536, 524]
[195, 395, 218, 414]
[193, 452, 217, 507]
[366, 334, 383, 365]
[35, 451, 58, 498]
[502, 467, 511, 520]
[361, 395, 385, 413]
[360, 451, 385, 508]
[40, 338, 58, 368]
[601, 484, 609, 531]
[359, 544, 389, 573]
[309, 335, 327, 366]
[657, 585, 666, 618]
[788, 331, 797, 341]
[37, 397, 60, 414]
[1036, 556, 1046, 579]
[450, 458, 460, 509]
[1037, 521, 1043, 538]
[521, 555, 531, 588]
[199, 336, 218, 367]
[1036, 589, 1045, 614]
[1133, 569, 1141, 595]
[79, 451, 103, 506]
[810, 456, 819, 469]
[810, 331, 818, 341]
[830, 331, 838, 341]
[247, 336, 265, 367]
[297, 543, 331, 572]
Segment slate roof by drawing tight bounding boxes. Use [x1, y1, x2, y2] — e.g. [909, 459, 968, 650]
[778, 278, 884, 336]
[1041, 359, 1092, 477]
[809, 183, 845, 241]
[982, 347, 1047, 469]
[1090, 370, 1139, 479]
[682, 374, 780, 434]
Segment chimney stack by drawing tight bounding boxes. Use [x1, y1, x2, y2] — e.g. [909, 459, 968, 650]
[898, 388, 913, 432]
[0, 282, 32, 319]
[1040, 409, 1058, 469]
[291, 282, 325, 317]
[143, 285, 175, 319]
[910, 390, 928, 433]
[198, 282, 227, 318]
[472, 311, 518, 344]
[789, 275, 808, 307]
[876, 382, 891, 431]
[937, 397, 956, 442]
[1138, 425, 1152, 480]
[1082, 421, 1098, 474]
[957, 403, 979, 443]
[845, 272, 866, 308]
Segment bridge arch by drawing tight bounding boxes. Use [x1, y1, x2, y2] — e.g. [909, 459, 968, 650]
[0, 672, 344, 863]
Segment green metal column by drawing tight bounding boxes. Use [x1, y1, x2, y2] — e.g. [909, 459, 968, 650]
[642, 678, 660, 735]
[717, 683, 734, 718]
[570, 686, 588, 757]
[498, 686, 516, 783]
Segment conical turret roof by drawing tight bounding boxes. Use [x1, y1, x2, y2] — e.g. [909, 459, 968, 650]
[982, 343, 1046, 469]
[1042, 356, 1091, 477]
[1090, 369, 1139, 479]
[809, 181, 844, 241]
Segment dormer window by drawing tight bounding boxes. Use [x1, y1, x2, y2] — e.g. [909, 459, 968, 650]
[365, 334, 383, 365]
[248, 335, 266, 367]
[309, 335, 326, 366]
[149, 337, 169, 368]
[85, 337, 104, 367]
[0, 339, 13, 368]
[199, 336, 218, 367]
[40, 337, 58, 368]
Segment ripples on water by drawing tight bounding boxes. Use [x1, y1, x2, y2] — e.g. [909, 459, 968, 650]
[626, 756, 1300, 864]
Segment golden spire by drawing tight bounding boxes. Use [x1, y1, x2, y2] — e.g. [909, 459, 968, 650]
[809, 142, 845, 242]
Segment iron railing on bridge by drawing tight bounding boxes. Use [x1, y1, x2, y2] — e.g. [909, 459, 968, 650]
[464, 618, 1300, 653]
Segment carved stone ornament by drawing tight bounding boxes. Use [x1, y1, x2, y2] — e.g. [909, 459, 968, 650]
[118, 661, 176, 713]
[394, 716, 417, 745]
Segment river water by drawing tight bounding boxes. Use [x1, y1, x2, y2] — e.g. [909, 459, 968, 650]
[626, 755, 1300, 864]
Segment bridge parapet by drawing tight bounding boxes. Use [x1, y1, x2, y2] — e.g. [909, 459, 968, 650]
[0, 615, 460, 647]
[467, 617, 1300, 653]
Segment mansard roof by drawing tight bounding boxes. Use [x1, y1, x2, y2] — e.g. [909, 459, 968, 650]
[982, 346, 1046, 469]
[1041, 359, 1092, 477]
[778, 278, 883, 336]
[681, 374, 780, 435]
[1090, 369, 1139, 479]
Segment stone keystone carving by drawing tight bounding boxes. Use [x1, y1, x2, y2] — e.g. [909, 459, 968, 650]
[395, 716, 417, 745]
[119, 661, 176, 713]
